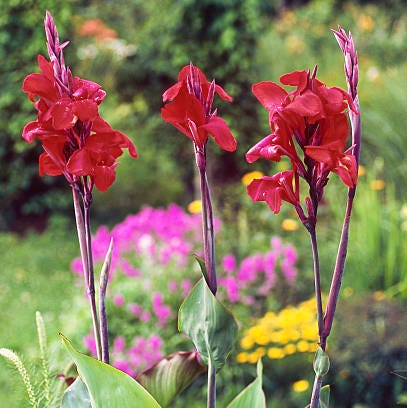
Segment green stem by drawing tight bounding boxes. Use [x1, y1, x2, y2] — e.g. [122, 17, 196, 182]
[207, 357, 216, 408]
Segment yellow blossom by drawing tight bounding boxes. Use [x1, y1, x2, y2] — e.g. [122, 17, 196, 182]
[236, 352, 249, 363]
[241, 171, 264, 186]
[283, 343, 297, 355]
[373, 291, 386, 301]
[187, 200, 202, 214]
[281, 218, 299, 231]
[292, 379, 309, 393]
[357, 14, 375, 32]
[240, 337, 254, 350]
[358, 165, 365, 177]
[370, 179, 385, 191]
[343, 287, 354, 298]
[297, 340, 311, 353]
[268, 347, 285, 359]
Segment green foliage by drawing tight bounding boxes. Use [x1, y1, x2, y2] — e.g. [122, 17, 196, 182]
[137, 351, 206, 407]
[328, 294, 407, 407]
[61, 334, 161, 407]
[61, 378, 91, 407]
[226, 359, 266, 408]
[178, 276, 238, 370]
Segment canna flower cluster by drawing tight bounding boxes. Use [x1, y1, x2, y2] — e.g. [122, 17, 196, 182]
[246, 69, 359, 226]
[161, 63, 236, 155]
[22, 11, 137, 192]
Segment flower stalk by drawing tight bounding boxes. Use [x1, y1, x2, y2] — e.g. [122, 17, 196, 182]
[309, 26, 361, 408]
[72, 183, 102, 361]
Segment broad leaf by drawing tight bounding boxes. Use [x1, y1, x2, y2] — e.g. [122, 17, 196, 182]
[227, 359, 266, 408]
[60, 334, 161, 408]
[137, 351, 206, 407]
[178, 277, 238, 370]
[61, 377, 91, 408]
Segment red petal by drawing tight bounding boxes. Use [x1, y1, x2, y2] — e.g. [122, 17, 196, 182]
[93, 165, 116, 192]
[285, 92, 323, 117]
[71, 100, 99, 121]
[252, 81, 288, 111]
[162, 82, 182, 102]
[215, 84, 233, 102]
[67, 149, 94, 176]
[38, 152, 63, 176]
[200, 116, 237, 152]
[46, 99, 76, 130]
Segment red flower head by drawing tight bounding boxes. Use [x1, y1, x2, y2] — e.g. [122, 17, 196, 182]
[22, 11, 137, 192]
[247, 170, 300, 214]
[161, 63, 236, 152]
[247, 67, 359, 224]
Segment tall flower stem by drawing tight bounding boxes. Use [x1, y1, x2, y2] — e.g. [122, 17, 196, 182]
[72, 184, 102, 361]
[207, 357, 216, 408]
[307, 225, 324, 342]
[307, 224, 325, 408]
[196, 146, 217, 295]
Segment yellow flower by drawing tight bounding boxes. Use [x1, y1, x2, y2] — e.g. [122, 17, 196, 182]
[292, 379, 309, 393]
[267, 347, 285, 359]
[296, 340, 311, 353]
[241, 171, 264, 186]
[358, 14, 375, 32]
[358, 165, 365, 177]
[236, 352, 249, 363]
[283, 343, 297, 355]
[373, 291, 386, 301]
[343, 287, 354, 298]
[281, 218, 299, 231]
[240, 336, 254, 350]
[370, 180, 385, 191]
[187, 200, 202, 214]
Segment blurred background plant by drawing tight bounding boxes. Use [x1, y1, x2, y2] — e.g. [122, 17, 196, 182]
[2, 0, 407, 406]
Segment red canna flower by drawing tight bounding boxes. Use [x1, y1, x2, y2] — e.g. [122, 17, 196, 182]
[161, 63, 236, 153]
[22, 11, 137, 192]
[246, 67, 359, 224]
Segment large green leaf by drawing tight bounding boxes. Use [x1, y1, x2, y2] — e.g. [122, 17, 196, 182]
[137, 351, 206, 407]
[178, 277, 238, 370]
[60, 334, 161, 408]
[61, 377, 91, 408]
[226, 359, 266, 408]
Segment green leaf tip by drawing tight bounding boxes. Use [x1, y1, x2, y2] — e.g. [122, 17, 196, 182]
[60, 333, 162, 408]
[226, 357, 266, 408]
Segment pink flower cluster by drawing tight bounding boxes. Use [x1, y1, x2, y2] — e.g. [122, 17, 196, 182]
[84, 334, 163, 377]
[71, 204, 219, 276]
[218, 236, 298, 304]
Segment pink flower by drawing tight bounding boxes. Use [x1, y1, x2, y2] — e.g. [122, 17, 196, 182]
[113, 336, 126, 353]
[140, 310, 151, 323]
[222, 254, 236, 273]
[113, 294, 124, 307]
[84, 334, 97, 357]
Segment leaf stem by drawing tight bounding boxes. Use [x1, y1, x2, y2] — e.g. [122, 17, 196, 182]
[99, 238, 114, 364]
[207, 357, 216, 408]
